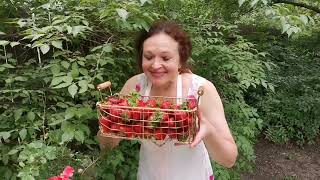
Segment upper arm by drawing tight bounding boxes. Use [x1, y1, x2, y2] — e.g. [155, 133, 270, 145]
[199, 80, 234, 140]
[119, 74, 141, 95]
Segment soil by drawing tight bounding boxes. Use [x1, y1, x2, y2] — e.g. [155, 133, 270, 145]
[241, 137, 320, 180]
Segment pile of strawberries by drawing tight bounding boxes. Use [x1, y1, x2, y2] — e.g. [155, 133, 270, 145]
[98, 94, 198, 142]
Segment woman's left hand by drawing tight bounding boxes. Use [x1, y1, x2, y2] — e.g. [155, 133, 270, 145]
[190, 110, 214, 147]
[174, 110, 213, 147]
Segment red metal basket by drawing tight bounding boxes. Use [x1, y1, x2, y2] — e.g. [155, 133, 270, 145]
[96, 81, 204, 146]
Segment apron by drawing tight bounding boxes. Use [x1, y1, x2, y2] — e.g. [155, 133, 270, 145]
[137, 73, 214, 180]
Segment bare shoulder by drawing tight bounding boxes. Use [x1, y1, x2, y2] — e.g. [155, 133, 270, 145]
[120, 73, 143, 94]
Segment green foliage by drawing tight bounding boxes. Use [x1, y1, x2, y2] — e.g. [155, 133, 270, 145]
[245, 28, 320, 145]
[3, 0, 315, 179]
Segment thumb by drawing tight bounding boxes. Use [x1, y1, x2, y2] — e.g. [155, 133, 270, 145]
[190, 129, 205, 148]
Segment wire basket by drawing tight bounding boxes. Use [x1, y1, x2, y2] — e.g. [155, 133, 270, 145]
[96, 81, 204, 146]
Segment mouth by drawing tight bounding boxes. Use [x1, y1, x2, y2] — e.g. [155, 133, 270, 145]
[150, 71, 166, 78]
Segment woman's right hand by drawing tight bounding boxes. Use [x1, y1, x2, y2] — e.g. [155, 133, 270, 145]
[97, 130, 121, 150]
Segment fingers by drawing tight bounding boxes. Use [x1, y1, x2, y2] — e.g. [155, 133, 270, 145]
[190, 130, 204, 148]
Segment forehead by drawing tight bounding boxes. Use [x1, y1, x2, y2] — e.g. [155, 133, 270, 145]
[143, 33, 179, 54]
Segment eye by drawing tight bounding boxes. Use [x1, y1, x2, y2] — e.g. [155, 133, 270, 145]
[162, 57, 170, 61]
[143, 54, 153, 60]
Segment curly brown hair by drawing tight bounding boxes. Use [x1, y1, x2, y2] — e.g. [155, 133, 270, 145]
[135, 20, 192, 73]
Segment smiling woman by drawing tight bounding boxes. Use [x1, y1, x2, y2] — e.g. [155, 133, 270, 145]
[97, 20, 238, 180]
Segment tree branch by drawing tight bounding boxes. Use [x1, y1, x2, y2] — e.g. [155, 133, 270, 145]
[272, 0, 320, 14]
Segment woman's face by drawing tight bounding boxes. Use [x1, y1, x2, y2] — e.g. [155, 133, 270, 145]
[142, 33, 180, 88]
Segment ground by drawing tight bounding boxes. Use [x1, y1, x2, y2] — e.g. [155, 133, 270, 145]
[241, 137, 320, 180]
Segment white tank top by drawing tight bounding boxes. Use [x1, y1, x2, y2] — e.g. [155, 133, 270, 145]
[137, 73, 213, 180]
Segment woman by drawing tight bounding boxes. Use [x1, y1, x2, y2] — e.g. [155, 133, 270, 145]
[97, 21, 238, 180]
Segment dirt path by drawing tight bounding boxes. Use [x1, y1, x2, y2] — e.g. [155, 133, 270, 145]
[241, 137, 320, 180]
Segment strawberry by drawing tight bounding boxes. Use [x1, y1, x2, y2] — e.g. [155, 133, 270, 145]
[160, 100, 171, 109]
[187, 95, 197, 109]
[120, 109, 132, 123]
[107, 97, 121, 104]
[133, 124, 143, 137]
[118, 99, 129, 106]
[124, 126, 134, 138]
[147, 99, 157, 108]
[100, 116, 111, 133]
[110, 124, 120, 133]
[109, 108, 121, 122]
[155, 128, 166, 140]
[168, 129, 178, 139]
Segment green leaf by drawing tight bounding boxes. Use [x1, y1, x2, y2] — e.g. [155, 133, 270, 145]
[14, 109, 24, 121]
[0, 40, 10, 46]
[116, 8, 129, 21]
[1, 64, 15, 68]
[0, 131, 11, 140]
[140, 0, 148, 5]
[51, 64, 61, 75]
[10, 42, 20, 47]
[61, 61, 70, 69]
[79, 68, 88, 75]
[102, 44, 112, 53]
[238, 0, 245, 7]
[62, 75, 73, 84]
[299, 15, 308, 25]
[282, 24, 290, 34]
[51, 41, 63, 49]
[65, 109, 75, 120]
[45, 146, 57, 160]
[50, 76, 64, 86]
[71, 62, 79, 78]
[48, 118, 67, 126]
[19, 128, 27, 140]
[8, 149, 19, 155]
[105, 174, 115, 180]
[78, 80, 88, 94]
[250, 0, 259, 7]
[40, 44, 50, 54]
[15, 76, 28, 81]
[74, 130, 85, 143]
[68, 84, 78, 98]
[61, 131, 74, 142]
[27, 111, 35, 121]
[53, 82, 71, 89]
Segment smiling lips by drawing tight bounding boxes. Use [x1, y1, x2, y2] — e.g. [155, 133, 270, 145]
[150, 71, 166, 78]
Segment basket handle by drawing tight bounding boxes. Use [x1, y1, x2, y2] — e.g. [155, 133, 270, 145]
[97, 81, 111, 91]
[197, 86, 204, 97]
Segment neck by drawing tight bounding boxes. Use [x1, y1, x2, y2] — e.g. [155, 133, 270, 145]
[150, 79, 177, 97]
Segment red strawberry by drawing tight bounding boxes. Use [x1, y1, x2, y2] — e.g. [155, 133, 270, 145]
[155, 128, 166, 140]
[100, 116, 111, 133]
[109, 108, 121, 122]
[125, 126, 134, 138]
[160, 100, 172, 109]
[187, 95, 197, 109]
[133, 124, 143, 133]
[107, 97, 121, 104]
[167, 117, 176, 128]
[147, 99, 157, 108]
[110, 124, 120, 133]
[118, 99, 129, 106]
[168, 129, 178, 139]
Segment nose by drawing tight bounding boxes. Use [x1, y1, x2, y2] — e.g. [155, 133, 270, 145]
[151, 57, 162, 69]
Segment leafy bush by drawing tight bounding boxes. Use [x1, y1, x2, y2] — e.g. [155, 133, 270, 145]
[0, 0, 275, 179]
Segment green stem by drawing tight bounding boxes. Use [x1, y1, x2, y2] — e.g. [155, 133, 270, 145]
[3, 46, 7, 63]
[37, 47, 42, 67]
